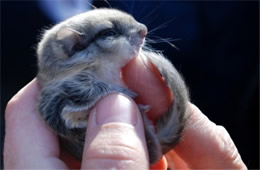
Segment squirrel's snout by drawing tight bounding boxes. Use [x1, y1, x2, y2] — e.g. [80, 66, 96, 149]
[138, 24, 148, 39]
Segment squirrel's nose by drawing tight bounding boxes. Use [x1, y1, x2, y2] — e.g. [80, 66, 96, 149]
[138, 23, 148, 39]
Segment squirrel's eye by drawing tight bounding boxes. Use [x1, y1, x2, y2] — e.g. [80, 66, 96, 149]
[99, 29, 118, 38]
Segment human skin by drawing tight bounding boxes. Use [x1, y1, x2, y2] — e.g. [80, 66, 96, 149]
[4, 55, 247, 169]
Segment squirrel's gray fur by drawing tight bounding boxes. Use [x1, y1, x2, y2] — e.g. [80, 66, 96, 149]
[37, 8, 189, 164]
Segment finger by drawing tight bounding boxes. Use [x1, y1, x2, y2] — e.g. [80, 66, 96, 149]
[81, 93, 149, 169]
[122, 54, 172, 169]
[4, 79, 67, 169]
[174, 103, 247, 169]
[122, 53, 173, 122]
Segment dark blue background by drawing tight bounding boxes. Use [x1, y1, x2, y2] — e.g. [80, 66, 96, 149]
[1, 1, 259, 168]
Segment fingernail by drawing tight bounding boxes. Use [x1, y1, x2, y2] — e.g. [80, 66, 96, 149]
[96, 93, 138, 125]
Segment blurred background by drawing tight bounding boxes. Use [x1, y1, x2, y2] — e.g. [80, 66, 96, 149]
[1, 0, 259, 168]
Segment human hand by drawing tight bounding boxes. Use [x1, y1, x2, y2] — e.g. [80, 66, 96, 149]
[4, 54, 247, 169]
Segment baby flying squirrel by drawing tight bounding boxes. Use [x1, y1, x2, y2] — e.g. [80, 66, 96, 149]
[37, 8, 189, 164]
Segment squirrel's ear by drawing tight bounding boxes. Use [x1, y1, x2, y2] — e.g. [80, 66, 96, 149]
[56, 28, 86, 56]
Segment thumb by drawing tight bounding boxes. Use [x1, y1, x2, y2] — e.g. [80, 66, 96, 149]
[81, 93, 149, 169]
